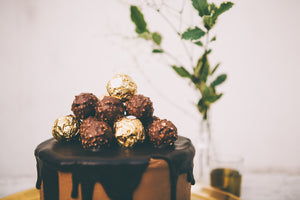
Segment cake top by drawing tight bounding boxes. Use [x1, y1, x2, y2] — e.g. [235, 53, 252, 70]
[35, 136, 194, 170]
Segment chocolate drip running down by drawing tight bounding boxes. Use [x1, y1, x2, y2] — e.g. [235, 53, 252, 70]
[35, 136, 195, 200]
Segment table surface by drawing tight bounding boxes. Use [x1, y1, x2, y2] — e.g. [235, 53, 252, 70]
[1, 172, 300, 200]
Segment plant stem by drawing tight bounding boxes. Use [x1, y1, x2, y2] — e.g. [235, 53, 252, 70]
[157, 10, 179, 34]
[120, 39, 198, 121]
[163, 50, 185, 66]
[157, 10, 193, 67]
[145, 1, 194, 67]
[205, 31, 210, 52]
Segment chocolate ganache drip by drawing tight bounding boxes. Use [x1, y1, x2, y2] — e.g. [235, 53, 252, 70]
[35, 136, 195, 200]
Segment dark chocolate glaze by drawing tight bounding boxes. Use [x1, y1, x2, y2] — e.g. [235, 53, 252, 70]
[35, 136, 195, 200]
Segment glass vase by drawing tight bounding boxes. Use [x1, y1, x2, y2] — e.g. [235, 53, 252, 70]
[193, 119, 214, 184]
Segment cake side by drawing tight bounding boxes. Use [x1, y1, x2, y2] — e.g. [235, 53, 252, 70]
[35, 136, 195, 200]
[40, 159, 191, 200]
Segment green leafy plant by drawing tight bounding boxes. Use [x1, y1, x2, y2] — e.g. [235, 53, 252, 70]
[130, 1, 234, 120]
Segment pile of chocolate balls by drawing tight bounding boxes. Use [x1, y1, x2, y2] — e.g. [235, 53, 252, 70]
[52, 74, 178, 149]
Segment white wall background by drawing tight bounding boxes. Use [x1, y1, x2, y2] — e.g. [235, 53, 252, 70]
[0, 0, 300, 184]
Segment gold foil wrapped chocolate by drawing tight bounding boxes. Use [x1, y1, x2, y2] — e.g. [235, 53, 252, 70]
[106, 74, 137, 101]
[114, 116, 145, 147]
[52, 115, 81, 142]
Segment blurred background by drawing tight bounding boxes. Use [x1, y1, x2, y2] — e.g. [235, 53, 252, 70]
[0, 0, 300, 198]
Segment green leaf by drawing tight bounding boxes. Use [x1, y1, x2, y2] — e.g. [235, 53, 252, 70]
[197, 98, 209, 120]
[194, 53, 207, 80]
[191, 75, 199, 85]
[152, 32, 162, 45]
[201, 2, 234, 30]
[194, 61, 201, 79]
[171, 65, 191, 78]
[210, 36, 216, 42]
[213, 2, 234, 19]
[130, 5, 148, 34]
[211, 2, 234, 25]
[197, 98, 208, 111]
[200, 61, 209, 82]
[200, 83, 211, 97]
[195, 53, 210, 82]
[152, 49, 164, 53]
[181, 27, 205, 41]
[209, 3, 217, 13]
[138, 32, 152, 40]
[191, 0, 210, 17]
[206, 93, 223, 103]
[211, 63, 220, 75]
[194, 58, 202, 78]
[203, 15, 213, 30]
[194, 41, 203, 46]
[211, 74, 227, 88]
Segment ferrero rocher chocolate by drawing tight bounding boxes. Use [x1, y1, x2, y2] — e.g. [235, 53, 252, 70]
[125, 94, 154, 123]
[106, 74, 137, 101]
[52, 115, 80, 142]
[71, 93, 98, 120]
[80, 117, 113, 149]
[95, 96, 125, 125]
[114, 116, 145, 147]
[144, 116, 160, 131]
[148, 119, 178, 147]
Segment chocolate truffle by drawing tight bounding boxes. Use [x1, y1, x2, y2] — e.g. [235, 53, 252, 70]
[95, 96, 125, 125]
[71, 93, 98, 120]
[52, 114, 81, 142]
[125, 94, 154, 123]
[114, 116, 145, 147]
[106, 73, 137, 101]
[148, 119, 178, 147]
[80, 117, 113, 149]
[144, 115, 160, 130]
[142, 116, 160, 143]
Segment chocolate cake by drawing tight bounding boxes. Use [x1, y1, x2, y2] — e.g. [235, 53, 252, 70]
[35, 74, 195, 200]
[35, 136, 195, 200]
